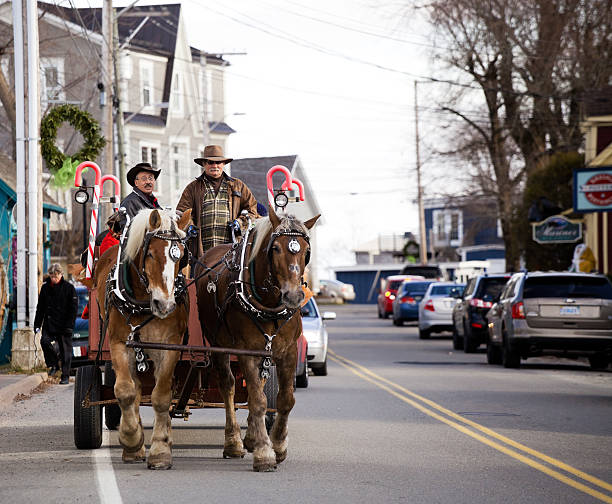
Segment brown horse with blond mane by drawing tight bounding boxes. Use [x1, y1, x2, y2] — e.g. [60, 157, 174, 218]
[85, 208, 192, 469]
[195, 206, 320, 472]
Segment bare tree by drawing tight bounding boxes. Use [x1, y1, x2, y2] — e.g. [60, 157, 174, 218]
[410, 0, 612, 268]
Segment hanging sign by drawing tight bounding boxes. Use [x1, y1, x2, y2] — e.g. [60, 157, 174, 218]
[573, 167, 612, 212]
[531, 215, 583, 244]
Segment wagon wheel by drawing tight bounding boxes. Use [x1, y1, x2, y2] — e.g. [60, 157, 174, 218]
[74, 365, 103, 449]
[263, 364, 278, 433]
[103, 362, 121, 430]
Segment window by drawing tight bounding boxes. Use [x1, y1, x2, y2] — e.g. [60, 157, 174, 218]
[140, 145, 158, 168]
[40, 57, 64, 103]
[206, 70, 214, 120]
[140, 62, 153, 107]
[172, 73, 183, 113]
[450, 213, 459, 241]
[435, 212, 446, 241]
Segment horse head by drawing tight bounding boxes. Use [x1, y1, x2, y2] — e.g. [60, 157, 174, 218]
[253, 206, 320, 310]
[124, 208, 192, 318]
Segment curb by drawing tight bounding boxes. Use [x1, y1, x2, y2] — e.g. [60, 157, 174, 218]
[0, 372, 48, 408]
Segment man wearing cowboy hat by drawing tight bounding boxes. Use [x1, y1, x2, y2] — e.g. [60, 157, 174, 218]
[177, 145, 257, 259]
[120, 162, 162, 220]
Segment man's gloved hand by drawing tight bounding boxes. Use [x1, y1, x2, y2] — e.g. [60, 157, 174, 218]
[34, 327, 40, 335]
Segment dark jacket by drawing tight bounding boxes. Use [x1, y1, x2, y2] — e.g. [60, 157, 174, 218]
[176, 172, 258, 258]
[120, 188, 162, 224]
[34, 277, 78, 334]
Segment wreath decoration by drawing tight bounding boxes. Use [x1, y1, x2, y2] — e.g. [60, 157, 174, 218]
[40, 104, 106, 188]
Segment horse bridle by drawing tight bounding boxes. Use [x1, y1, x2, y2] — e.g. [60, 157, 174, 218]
[136, 225, 186, 292]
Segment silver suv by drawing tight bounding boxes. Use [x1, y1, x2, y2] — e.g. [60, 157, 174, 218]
[486, 272, 612, 369]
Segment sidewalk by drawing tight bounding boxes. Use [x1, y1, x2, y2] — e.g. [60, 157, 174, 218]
[0, 369, 49, 409]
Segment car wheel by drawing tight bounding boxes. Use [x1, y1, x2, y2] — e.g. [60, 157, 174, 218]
[103, 362, 121, 430]
[393, 317, 403, 326]
[588, 354, 609, 370]
[296, 360, 309, 388]
[486, 341, 503, 365]
[383, 311, 390, 319]
[312, 359, 327, 376]
[463, 321, 478, 353]
[452, 324, 464, 350]
[502, 333, 520, 368]
[418, 327, 430, 339]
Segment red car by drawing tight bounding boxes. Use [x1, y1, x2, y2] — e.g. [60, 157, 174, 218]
[295, 332, 309, 388]
[377, 275, 425, 318]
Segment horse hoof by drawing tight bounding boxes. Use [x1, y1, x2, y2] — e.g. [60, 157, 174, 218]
[275, 449, 287, 464]
[253, 462, 277, 472]
[122, 446, 146, 464]
[242, 436, 255, 453]
[223, 447, 246, 459]
[147, 453, 173, 470]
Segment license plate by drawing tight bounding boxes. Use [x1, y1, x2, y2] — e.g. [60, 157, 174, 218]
[73, 346, 83, 357]
[560, 306, 580, 316]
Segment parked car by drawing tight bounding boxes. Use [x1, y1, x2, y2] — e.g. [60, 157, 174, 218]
[452, 273, 512, 352]
[418, 282, 466, 339]
[301, 297, 335, 376]
[486, 272, 612, 369]
[392, 280, 434, 326]
[72, 285, 90, 367]
[400, 264, 444, 281]
[377, 274, 425, 318]
[319, 279, 356, 302]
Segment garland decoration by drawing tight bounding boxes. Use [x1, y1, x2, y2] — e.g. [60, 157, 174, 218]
[40, 104, 106, 188]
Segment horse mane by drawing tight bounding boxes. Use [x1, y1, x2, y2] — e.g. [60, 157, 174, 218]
[123, 208, 185, 262]
[249, 214, 309, 260]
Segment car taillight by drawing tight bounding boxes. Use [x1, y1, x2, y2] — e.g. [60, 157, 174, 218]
[512, 301, 525, 319]
[424, 299, 435, 312]
[469, 298, 493, 309]
[401, 296, 416, 305]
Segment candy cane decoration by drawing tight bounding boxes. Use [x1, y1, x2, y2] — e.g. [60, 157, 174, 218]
[266, 165, 305, 210]
[101, 174, 121, 211]
[74, 162, 101, 279]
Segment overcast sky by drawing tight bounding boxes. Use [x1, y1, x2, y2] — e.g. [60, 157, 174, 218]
[68, 0, 442, 277]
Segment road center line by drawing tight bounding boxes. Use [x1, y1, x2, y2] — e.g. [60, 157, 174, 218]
[93, 430, 123, 504]
[329, 350, 612, 504]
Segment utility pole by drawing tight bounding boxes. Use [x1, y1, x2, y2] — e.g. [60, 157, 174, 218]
[414, 80, 428, 265]
[112, 13, 127, 198]
[101, 0, 114, 177]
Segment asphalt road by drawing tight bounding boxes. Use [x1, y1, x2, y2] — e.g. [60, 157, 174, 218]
[2, 303, 612, 503]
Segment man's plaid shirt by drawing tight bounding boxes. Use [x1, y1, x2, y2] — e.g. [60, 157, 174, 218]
[200, 177, 232, 252]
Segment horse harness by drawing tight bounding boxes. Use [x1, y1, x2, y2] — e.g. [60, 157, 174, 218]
[205, 220, 311, 378]
[100, 216, 189, 372]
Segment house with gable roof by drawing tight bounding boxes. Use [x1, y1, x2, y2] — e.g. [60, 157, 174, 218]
[0, 1, 235, 260]
[229, 155, 323, 289]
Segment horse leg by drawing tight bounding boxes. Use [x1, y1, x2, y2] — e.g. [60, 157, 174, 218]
[240, 356, 276, 472]
[212, 354, 245, 459]
[111, 340, 145, 463]
[269, 355, 295, 465]
[147, 349, 180, 470]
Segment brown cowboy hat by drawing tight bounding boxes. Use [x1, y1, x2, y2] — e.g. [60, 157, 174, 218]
[126, 162, 161, 187]
[194, 145, 233, 166]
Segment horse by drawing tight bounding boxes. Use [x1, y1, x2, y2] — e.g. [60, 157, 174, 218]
[87, 208, 192, 470]
[195, 206, 320, 472]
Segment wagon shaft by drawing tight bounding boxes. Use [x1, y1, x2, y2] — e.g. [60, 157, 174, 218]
[125, 339, 273, 357]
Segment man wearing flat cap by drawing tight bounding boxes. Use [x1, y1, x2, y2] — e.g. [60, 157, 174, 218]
[120, 162, 162, 220]
[177, 145, 257, 259]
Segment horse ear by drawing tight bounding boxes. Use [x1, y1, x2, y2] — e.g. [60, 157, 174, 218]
[149, 209, 162, 229]
[177, 208, 192, 231]
[268, 204, 281, 228]
[303, 214, 320, 230]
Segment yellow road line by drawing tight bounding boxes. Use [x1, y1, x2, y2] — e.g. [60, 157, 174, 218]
[329, 350, 612, 504]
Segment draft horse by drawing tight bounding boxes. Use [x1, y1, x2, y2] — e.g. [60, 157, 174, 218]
[88, 208, 192, 469]
[195, 206, 320, 472]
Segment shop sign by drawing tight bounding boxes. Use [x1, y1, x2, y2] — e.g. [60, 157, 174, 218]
[532, 215, 582, 244]
[574, 167, 612, 212]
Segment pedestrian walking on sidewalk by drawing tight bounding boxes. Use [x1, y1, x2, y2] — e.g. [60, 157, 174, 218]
[33, 263, 78, 384]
